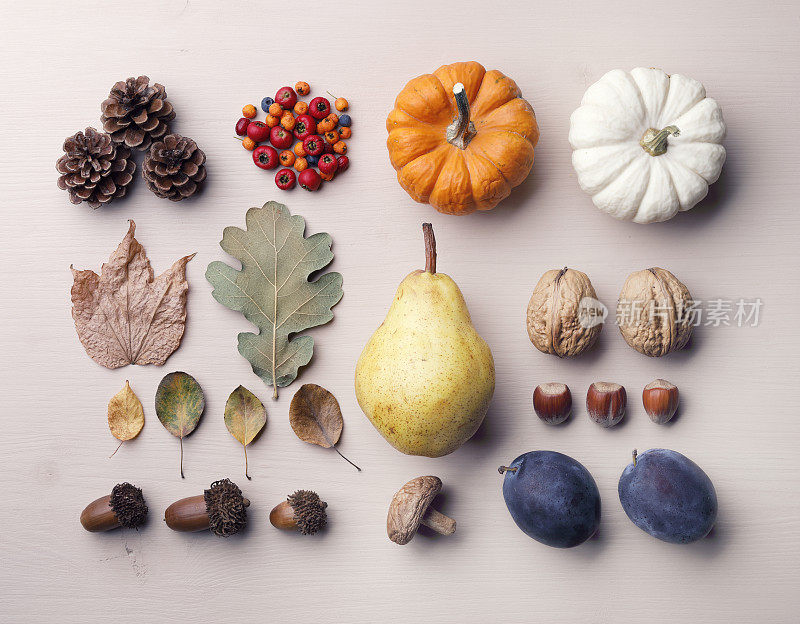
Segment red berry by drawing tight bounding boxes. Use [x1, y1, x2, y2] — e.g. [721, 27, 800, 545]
[318, 153, 338, 175]
[309, 97, 331, 120]
[235, 117, 251, 136]
[293, 114, 317, 141]
[270, 126, 294, 150]
[275, 168, 297, 190]
[253, 145, 279, 170]
[275, 86, 298, 109]
[246, 121, 270, 143]
[336, 155, 349, 172]
[303, 134, 324, 156]
[298, 168, 322, 191]
[323, 141, 335, 154]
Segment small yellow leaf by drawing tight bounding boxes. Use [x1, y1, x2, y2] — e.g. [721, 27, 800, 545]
[108, 380, 144, 441]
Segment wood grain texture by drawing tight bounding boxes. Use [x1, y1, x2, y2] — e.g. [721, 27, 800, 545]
[1, 1, 799, 622]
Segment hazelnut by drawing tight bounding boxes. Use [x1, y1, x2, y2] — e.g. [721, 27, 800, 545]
[617, 268, 694, 357]
[533, 383, 572, 424]
[586, 382, 626, 427]
[642, 379, 679, 424]
[526, 267, 603, 357]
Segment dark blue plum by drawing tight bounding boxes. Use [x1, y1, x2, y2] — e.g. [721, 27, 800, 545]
[338, 114, 352, 127]
[500, 451, 600, 548]
[618, 449, 717, 544]
[261, 97, 274, 113]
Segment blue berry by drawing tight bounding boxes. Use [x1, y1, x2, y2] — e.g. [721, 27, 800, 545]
[306, 154, 319, 167]
[338, 114, 352, 127]
[261, 97, 275, 113]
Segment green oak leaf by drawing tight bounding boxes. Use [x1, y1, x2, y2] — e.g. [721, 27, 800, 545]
[224, 385, 267, 480]
[205, 202, 343, 398]
[155, 371, 205, 478]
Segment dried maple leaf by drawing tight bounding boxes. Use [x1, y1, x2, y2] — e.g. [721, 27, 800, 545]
[289, 384, 360, 470]
[205, 202, 343, 398]
[70, 220, 194, 368]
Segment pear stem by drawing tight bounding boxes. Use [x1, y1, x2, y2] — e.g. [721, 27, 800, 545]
[422, 223, 436, 274]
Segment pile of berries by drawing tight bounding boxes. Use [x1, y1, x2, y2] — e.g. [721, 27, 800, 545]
[236, 82, 351, 191]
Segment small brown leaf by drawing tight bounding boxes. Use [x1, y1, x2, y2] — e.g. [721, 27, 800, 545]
[70, 220, 194, 369]
[224, 386, 267, 480]
[107, 380, 144, 456]
[289, 384, 360, 470]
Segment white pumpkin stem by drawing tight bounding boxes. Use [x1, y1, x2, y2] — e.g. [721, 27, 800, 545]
[640, 125, 680, 156]
[446, 83, 477, 149]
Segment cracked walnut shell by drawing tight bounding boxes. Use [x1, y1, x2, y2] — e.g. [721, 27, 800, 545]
[526, 268, 603, 357]
[617, 267, 694, 357]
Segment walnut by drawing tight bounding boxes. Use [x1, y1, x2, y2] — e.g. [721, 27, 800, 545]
[617, 267, 694, 357]
[526, 267, 603, 357]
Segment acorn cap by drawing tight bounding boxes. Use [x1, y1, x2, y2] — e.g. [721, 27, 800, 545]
[204, 479, 248, 537]
[109, 482, 148, 529]
[287, 490, 328, 535]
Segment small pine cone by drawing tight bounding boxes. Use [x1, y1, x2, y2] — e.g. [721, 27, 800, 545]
[100, 76, 176, 151]
[142, 133, 207, 201]
[56, 127, 136, 209]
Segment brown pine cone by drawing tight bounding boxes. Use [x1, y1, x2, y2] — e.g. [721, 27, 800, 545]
[142, 134, 207, 201]
[56, 127, 136, 209]
[100, 76, 176, 151]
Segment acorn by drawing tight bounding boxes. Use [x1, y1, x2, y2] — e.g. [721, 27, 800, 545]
[81, 482, 148, 532]
[165, 478, 249, 537]
[269, 490, 327, 535]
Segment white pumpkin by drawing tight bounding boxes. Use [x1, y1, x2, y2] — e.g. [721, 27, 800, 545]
[569, 68, 726, 224]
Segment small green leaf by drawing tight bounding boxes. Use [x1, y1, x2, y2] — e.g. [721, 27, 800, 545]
[205, 202, 343, 399]
[224, 385, 267, 480]
[155, 371, 205, 478]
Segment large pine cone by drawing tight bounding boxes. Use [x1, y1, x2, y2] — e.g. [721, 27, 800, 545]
[56, 127, 136, 208]
[142, 134, 207, 201]
[100, 76, 175, 151]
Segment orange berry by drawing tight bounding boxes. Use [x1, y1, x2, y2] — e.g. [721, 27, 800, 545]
[326, 113, 339, 126]
[338, 127, 352, 139]
[324, 130, 340, 144]
[294, 157, 308, 172]
[293, 101, 309, 115]
[333, 141, 347, 154]
[295, 81, 310, 96]
[293, 142, 307, 157]
[317, 118, 335, 133]
[265, 114, 280, 128]
[242, 104, 257, 118]
[268, 103, 283, 117]
[319, 170, 334, 182]
[279, 150, 295, 167]
[242, 137, 256, 151]
[334, 97, 348, 111]
[280, 111, 296, 130]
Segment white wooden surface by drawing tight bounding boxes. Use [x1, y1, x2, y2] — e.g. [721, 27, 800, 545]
[2, 1, 799, 621]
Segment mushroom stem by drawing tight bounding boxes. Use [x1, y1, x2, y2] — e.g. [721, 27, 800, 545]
[421, 507, 456, 536]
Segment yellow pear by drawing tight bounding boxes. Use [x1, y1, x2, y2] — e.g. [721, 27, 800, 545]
[355, 224, 495, 457]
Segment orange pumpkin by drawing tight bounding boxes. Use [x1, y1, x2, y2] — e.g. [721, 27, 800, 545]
[386, 61, 539, 215]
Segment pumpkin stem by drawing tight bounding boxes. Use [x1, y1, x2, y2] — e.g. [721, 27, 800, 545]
[446, 83, 477, 149]
[640, 125, 680, 156]
[422, 223, 436, 274]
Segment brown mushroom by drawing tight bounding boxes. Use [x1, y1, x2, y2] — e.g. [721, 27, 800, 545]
[387, 476, 456, 545]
